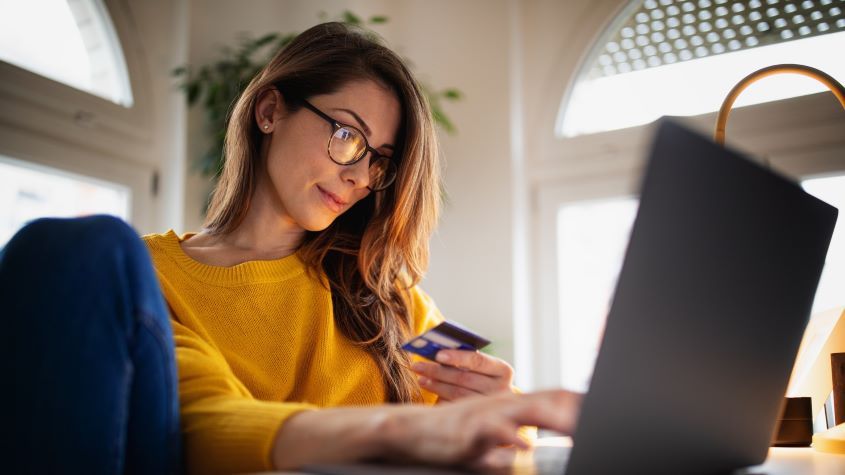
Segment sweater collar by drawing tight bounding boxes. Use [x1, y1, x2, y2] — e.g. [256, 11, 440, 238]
[155, 230, 309, 285]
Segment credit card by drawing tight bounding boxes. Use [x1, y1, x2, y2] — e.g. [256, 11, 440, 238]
[402, 320, 491, 361]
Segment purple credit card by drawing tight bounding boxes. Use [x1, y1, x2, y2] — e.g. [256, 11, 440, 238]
[402, 320, 491, 361]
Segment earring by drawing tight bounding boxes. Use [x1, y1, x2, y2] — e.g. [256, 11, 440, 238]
[263, 124, 270, 130]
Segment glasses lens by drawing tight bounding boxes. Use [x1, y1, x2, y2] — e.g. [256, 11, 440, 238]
[329, 127, 366, 164]
[369, 156, 397, 191]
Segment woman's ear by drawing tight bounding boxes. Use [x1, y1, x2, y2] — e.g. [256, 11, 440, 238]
[254, 88, 285, 134]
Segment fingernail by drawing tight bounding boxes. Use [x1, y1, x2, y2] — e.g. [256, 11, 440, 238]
[411, 362, 424, 372]
[419, 377, 430, 385]
[436, 352, 450, 363]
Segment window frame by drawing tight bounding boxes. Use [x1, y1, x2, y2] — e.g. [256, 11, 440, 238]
[0, 0, 157, 231]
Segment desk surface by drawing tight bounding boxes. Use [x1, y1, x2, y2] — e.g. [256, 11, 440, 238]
[260, 437, 845, 475]
[750, 446, 845, 475]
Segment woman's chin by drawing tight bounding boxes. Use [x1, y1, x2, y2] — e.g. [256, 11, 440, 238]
[300, 215, 336, 232]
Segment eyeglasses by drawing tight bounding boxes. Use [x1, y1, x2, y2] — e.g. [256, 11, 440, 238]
[299, 99, 397, 191]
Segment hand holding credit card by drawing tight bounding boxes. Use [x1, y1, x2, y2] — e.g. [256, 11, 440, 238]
[401, 320, 490, 360]
[403, 321, 515, 401]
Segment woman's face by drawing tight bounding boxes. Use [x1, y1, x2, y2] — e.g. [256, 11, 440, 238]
[256, 79, 401, 232]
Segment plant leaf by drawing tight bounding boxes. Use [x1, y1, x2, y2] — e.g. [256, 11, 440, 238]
[369, 15, 388, 24]
[342, 10, 362, 24]
[254, 33, 278, 47]
[186, 82, 201, 105]
[442, 88, 462, 100]
[431, 105, 456, 134]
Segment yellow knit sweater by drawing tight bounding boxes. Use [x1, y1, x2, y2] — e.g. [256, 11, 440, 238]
[143, 230, 443, 474]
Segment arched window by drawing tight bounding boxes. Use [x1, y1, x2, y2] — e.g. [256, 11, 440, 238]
[560, 0, 845, 137]
[0, 0, 160, 244]
[0, 0, 133, 106]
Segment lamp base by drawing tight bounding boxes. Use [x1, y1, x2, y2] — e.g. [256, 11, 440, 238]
[773, 397, 813, 447]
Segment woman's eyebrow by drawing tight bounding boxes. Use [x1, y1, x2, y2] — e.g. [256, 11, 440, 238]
[334, 108, 395, 150]
[334, 108, 372, 136]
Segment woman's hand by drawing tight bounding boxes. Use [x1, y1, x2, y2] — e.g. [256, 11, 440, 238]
[382, 389, 581, 466]
[411, 349, 514, 401]
[272, 389, 582, 470]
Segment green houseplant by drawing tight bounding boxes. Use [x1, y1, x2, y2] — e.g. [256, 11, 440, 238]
[174, 11, 461, 209]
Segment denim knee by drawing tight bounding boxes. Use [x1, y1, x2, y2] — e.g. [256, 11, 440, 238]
[3, 214, 139, 265]
[2, 215, 169, 333]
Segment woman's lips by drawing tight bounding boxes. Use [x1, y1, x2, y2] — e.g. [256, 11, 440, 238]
[317, 185, 347, 213]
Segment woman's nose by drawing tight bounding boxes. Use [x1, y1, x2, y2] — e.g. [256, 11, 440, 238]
[340, 152, 371, 189]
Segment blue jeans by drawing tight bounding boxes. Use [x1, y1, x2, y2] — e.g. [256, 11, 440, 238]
[1, 215, 181, 474]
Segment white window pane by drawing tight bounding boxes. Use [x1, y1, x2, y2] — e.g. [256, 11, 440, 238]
[0, 0, 133, 106]
[557, 197, 638, 392]
[0, 155, 130, 247]
[802, 175, 845, 316]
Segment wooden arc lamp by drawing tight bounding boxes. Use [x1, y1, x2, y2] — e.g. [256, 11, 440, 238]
[713, 64, 845, 454]
[714, 63, 845, 146]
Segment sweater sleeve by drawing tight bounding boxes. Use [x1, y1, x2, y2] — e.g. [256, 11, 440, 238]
[171, 317, 316, 474]
[408, 286, 446, 335]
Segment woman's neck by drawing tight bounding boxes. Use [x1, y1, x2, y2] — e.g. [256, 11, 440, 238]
[182, 183, 305, 265]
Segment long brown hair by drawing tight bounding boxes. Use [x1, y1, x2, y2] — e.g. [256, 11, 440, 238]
[203, 22, 441, 403]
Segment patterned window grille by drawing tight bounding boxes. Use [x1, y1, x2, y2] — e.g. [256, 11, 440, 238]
[561, 0, 845, 136]
[593, 0, 845, 78]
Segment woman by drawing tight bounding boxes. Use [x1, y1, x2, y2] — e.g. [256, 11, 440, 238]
[2, 22, 579, 474]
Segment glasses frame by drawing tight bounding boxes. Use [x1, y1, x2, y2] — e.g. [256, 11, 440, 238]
[299, 99, 397, 191]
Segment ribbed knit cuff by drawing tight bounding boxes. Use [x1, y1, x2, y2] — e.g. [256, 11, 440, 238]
[182, 398, 316, 474]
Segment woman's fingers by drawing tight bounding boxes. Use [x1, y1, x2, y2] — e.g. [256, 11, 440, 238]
[388, 389, 580, 466]
[474, 419, 529, 453]
[410, 350, 515, 400]
[435, 349, 514, 378]
[412, 361, 505, 394]
[501, 389, 582, 434]
[418, 375, 483, 401]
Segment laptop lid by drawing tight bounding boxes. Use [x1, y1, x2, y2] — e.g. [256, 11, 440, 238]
[564, 120, 838, 475]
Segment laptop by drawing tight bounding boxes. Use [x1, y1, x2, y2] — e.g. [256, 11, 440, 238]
[304, 120, 838, 474]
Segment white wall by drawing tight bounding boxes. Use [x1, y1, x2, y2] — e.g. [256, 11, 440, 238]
[124, 0, 190, 234]
[390, 1, 516, 364]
